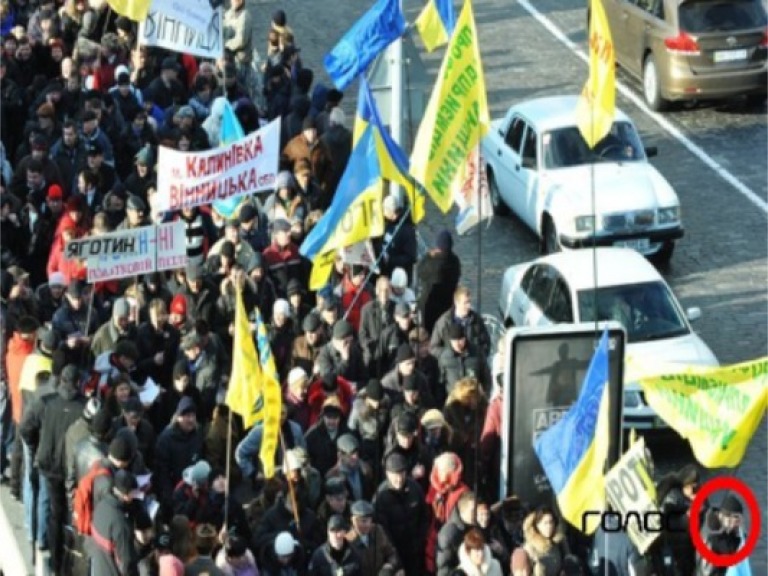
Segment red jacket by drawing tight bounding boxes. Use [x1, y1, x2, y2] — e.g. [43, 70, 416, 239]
[306, 375, 353, 428]
[425, 453, 469, 573]
[339, 274, 371, 333]
[6, 334, 35, 423]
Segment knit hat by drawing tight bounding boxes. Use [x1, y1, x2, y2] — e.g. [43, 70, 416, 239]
[220, 240, 235, 259]
[272, 9, 287, 30]
[397, 412, 418, 435]
[720, 495, 744, 514]
[48, 271, 67, 287]
[273, 298, 291, 318]
[121, 397, 143, 416]
[324, 477, 347, 497]
[327, 514, 349, 531]
[272, 218, 291, 233]
[170, 294, 187, 316]
[302, 313, 321, 333]
[112, 297, 130, 319]
[113, 470, 138, 496]
[332, 320, 353, 340]
[394, 302, 411, 318]
[395, 343, 415, 364]
[391, 267, 408, 289]
[47, 185, 64, 200]
[421, 409, 447, 430]
[336, 433, 359, 455]
[286, 278, 303, 296]
[175, 396, 197, 417]
[135, 146, 153, 166]
[447, 323, 465, 340]
[385, 452, 407, 473]
[366, 379, 383, 401]
[109, 433, 135, 462]
[275, 170, 294, 190]
[284, 449, 302, 472]
[114, 340, 139, 361]
[224, 534, 248, 558]
[183, 460, 211, 488]
[39, 329, 59, 353]
[287, 367, 308, 389]
[351, 500, 374, 517]
[17, 316, 40, 335]
[89, 408, 113, 438]
[126, 194, 146, 211]
[274, 531, 297, 556]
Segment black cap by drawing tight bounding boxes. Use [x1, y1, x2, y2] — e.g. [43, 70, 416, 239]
[116, 72, 130, 85]
[113, 470, 138, 496]
[302, 313, 321, 333]
[366, 379, 383, 401]
[286, 278, 303, 296]
[447, 323, 465, 340]
[302, 115, 316, 131]
[272, 9, 287, 27]
[239, 203, 257, 222]
[397, 412, 418, 435]
[332, 320, 353, 340]
[109, 433, 136, 462]
[272, 218, 291, 233]
[351, 500, 374, 517]
[175, 396, 197, 416]
[67, 280, 86, 298]
[327, 89, 343, 105]
[121, 396, 143, 415]
[161, 56, 179, 71]
[385, 452, 408, 473]
[336, 433, 359, 455]
[395, 343, 415, 364]
[40, 329, 59, 352]
[720, 495, 744, 514]
[327, 514, 349, 531]
[394, 302, 411, 318]
[324, 476, 347, 497]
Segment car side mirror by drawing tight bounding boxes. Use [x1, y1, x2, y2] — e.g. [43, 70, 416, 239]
[686, 307, 702, 322]
[645, 146, 658, 158]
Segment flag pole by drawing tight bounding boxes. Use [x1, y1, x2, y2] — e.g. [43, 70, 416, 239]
[224, 408, 233, 528]
[279, 431, 301, 531]
[388, 1, 404, 203]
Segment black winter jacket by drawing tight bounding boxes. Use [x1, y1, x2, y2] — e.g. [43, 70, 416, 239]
[153, 422, 204, 502]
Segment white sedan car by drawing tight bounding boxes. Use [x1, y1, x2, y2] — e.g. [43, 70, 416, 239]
[482, 96, 683, 263]
[499, 248, 718, 429]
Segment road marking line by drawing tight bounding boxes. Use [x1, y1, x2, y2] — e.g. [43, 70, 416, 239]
[517, 0, 768, 215]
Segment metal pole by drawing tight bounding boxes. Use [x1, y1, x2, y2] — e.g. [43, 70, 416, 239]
[388, 8, 404, 204]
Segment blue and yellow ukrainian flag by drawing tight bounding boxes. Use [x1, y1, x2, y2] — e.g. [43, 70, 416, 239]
[534, 331, 611, 534]
[415, 0, 456, 52]
[254, 306, 282, 479]
[355, 78, 425, 223]
[225, 288, 263, 429]
[324, 0, 406, 90]
[212, 101, 246, 219]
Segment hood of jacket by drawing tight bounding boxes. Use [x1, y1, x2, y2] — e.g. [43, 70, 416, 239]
[523, 511, 565, 557]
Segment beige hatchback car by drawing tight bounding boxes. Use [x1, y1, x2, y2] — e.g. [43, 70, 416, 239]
[598, 0, 768, 110]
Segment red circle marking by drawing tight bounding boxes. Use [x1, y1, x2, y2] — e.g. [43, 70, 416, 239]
[689, 476, 762, 568]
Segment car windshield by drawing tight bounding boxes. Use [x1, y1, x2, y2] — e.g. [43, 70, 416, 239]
[679, 0, 767, 33]
[577, 281, 689, 343]
[542, 122, 646, 169]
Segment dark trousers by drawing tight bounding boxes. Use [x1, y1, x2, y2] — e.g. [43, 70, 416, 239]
[45, 475, 67, 573]
[10, 429, 23, 495]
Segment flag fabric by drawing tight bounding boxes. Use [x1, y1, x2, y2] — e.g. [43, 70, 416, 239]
[225, 289, 262, 429]
[253, 306, 282, 479]
[300, 127, 384, 260]
[726, 534, 752, 576]
[410, 0, 490, 214]
[576, 0, 616, 148]
[324, 0, 406, 90]
[107, 0, 151, 22]
[415, 0, 457, 52]
[627, 357, 768, 468]
[356, 78, 425, 223]
[212, 100, 247, 219]
[451, 143, 492, 235]
[534, 331, 611, 534]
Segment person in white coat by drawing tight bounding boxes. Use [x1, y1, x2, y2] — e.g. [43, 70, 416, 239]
[455, 528, 504, 576]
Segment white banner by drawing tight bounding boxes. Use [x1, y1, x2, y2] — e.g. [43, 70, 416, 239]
[156, 119, 280, 213]
[150, 0, 215, 31]
[452, 144, 493, 236]
[604, 438, 661, 554]
[65, 227, 146, 260]
[340, 240, 379, 272]
[87, 221, 187, 283]
[139, 4, 223, 59]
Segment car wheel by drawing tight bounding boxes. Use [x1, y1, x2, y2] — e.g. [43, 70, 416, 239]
[542, 216, 560, 254]
[489, 173, 510, 216]
[643, 55, 669, 112]
[651, 240, 675, 267]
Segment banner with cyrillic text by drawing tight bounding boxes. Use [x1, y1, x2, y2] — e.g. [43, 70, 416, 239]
[149, 0, 215, 31]
[66, 227, 146, 260]
[156, 119, 280, 213]
[86, 221, 187, 282]
[138, 2, 223, 59]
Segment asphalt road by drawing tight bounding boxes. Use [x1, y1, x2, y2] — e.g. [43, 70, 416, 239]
[1, 1, 765, 574]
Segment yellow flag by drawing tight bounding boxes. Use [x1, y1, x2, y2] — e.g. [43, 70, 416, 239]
[253, 307, 282, 479]
[576, 0, 616, 148]
[225, 289, 262, 429]
[630, 357, 768, 468]
[410, 0, 490, 214]
[107, 0, 151, 22]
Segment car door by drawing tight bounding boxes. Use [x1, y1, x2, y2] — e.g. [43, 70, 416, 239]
[518, 125, 541, 231]
[495, 115, 528, 219]
[602, 0, 632, 63]
[623, 0, 665, 76]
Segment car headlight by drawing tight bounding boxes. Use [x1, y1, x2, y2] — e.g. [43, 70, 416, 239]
[575, 215, 595, 232]
[657, 206, 680, 224]
[623, 390, 643, 409]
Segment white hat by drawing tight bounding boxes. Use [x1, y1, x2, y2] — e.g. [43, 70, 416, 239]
[274, 531, 298, 556]
[283, 449, 302, 472]
[273, 299, 291, 318]
[49, 272, 67, 287]
[383, 194, 400, 214]
[287, 367, 308, 388]
[390, 267, 407, 289]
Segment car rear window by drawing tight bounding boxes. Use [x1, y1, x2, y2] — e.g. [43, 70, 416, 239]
[678, 0, 768, 33]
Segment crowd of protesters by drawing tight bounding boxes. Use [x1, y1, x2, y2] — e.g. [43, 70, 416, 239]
[0, 2, 747, 576]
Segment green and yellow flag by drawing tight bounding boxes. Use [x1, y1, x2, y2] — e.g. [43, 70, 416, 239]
[225, 289, 262, 429]
[628, 357, 768, 468]
[410, 0, 490, 214]
[576, 0, 616, 148]
[254, 307, 282, 479]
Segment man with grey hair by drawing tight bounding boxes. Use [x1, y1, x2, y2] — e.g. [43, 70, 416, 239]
[321, 106, 352, 196]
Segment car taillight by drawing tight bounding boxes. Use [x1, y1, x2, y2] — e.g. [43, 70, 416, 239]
[664, 32, 700, 55]
[760, 30, 768, 47]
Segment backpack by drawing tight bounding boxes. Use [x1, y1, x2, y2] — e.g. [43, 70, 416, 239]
[72, 461, 112, 535]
